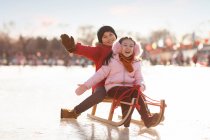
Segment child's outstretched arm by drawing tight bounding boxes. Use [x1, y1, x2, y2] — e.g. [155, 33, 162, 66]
[84, 65, 110, 89]
[75, 65, 111, 95]
[60, 34, 100, 62]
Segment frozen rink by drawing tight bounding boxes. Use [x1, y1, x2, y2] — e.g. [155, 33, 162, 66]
[0, 65, 210, 140]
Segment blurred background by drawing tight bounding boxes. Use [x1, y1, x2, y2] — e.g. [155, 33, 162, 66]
[1, 1, 210, 139]
[0, 0, 210, 67]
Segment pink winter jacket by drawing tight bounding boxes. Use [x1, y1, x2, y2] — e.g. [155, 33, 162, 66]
[84, 54, 145, 91]
[84, 39, 145, 92]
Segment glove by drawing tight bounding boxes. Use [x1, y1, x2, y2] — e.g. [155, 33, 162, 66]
[75, 84, 88, 96]
[140, 84, 146, 92]
[60, 34, 76, 53]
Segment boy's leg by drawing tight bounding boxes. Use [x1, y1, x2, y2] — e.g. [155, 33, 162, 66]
[74, 86, 106, 114]
[61, 87, 106, 119]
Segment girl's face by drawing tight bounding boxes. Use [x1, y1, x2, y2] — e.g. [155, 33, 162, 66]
[120, 39, 135, 57]
[102, 31, 117, 46]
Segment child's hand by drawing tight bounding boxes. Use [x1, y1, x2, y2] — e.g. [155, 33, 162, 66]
[140, 84, 146, 92]
[60, 34, 75, 53]
[75, 84, 88, 96]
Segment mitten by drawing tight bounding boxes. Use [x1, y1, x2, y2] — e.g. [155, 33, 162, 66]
[60, 34, 76, 53]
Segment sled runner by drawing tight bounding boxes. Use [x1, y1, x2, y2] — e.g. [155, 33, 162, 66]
[87, 94, 166, 127]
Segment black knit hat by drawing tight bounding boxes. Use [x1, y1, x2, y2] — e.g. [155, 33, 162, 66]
[97, 26, 117, 43]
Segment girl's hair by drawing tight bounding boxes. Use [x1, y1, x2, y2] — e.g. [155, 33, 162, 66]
[103, 51, 113, 65]
[103, 37, 136, 65]
[119, 37, 136, 45]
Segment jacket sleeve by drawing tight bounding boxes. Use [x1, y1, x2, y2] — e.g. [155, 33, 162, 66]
[84, 65, 111, 89]
[134, 62, 145, 87]
[74, 43, 100, 62]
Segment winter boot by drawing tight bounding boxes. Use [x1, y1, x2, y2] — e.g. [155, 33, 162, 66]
[60, 108, 80, 119]
[143, 113, 160, 128]
[137, 96, 161, 128]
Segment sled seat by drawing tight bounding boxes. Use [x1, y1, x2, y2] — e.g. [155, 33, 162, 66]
[90, 97, 114, 120]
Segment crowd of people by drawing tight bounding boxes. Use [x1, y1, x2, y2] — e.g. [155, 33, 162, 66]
[1, 47, 210, 67]
[0, 35, 210, 67]
[0, 51, 92, 67]
[0, 36, 92, 67]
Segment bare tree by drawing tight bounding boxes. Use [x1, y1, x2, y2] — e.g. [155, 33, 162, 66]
[76, 25, 96, 45]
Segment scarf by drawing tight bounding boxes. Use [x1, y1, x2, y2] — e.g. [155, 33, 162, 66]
[119, 53, 134, 72]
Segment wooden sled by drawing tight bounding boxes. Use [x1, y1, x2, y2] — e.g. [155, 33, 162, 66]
[87, 95, 166, 127]
[87, 97, 137, 126]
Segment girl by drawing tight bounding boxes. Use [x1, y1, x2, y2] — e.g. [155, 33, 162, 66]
[75, 37, 160, 128]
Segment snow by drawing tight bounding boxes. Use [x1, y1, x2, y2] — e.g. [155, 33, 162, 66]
[0, 65, 210, 140]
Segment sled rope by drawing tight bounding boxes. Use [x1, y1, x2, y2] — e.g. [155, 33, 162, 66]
[141, 93, 164, 108]
[110, 85, 164, 113]
[111, 85, 142, 112]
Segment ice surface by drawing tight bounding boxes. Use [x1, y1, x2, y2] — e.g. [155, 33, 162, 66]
[0, 66, 210, 140]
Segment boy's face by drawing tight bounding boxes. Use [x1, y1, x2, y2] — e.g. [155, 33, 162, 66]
[102, 31, 117, 46]
[120, 39, 135, 57]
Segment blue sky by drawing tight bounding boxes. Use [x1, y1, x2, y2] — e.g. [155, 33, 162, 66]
[0, 0, 210, 39]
